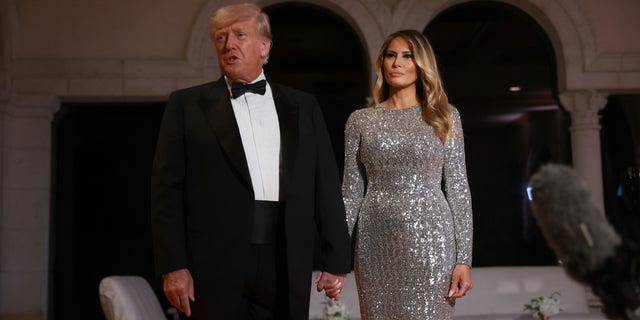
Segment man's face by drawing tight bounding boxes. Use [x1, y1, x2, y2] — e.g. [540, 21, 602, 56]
[212, 18, 271, 84]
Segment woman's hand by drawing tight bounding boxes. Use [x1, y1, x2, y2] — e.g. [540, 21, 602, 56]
[315, 271, 347, 301]
[448, 264, 472, 298]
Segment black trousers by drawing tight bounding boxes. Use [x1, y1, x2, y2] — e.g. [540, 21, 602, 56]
[240, 242, 289, 320]
[192, 201, 288, 320]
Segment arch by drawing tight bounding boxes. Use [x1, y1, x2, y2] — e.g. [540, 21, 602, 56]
[184, 0, 222, 78]
[424, 1, 560, 104]
[260, 1, 370, 174]
[185, 0, 386, 86]
[422, 1, 567, 266]
[391, 0, 596, 92]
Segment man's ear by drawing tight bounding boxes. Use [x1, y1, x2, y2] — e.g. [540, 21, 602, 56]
[260, 39, 272, 58]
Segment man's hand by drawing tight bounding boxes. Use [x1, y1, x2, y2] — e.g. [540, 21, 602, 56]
[163, 268, 195, 316]
[448, 264, 472, 298]
[314, 271, 347, 301]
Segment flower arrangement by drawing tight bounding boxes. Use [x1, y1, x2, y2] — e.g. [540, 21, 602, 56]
[524, 292, 562, 320]
[322, 298, 349, 320]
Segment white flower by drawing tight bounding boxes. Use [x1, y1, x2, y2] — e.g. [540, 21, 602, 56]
[539, 295, 561, 316]
[524, 292, 562, 318]
[323, 299, 349, 320]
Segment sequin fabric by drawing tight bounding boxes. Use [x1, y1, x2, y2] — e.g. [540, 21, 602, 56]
[342, 105, 473, 319]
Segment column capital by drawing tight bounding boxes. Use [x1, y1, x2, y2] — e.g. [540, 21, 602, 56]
[560, 90, 607, 212]
[559, 90, 608, 128]
[0, 92, 60, 120]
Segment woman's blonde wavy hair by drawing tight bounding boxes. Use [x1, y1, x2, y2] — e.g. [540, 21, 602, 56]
[372, 30, 452, 143]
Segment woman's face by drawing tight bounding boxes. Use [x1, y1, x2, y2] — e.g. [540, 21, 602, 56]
[382, 37, 418, 90]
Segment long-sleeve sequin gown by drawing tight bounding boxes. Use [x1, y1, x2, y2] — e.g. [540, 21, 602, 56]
[342, 105, 473, 319]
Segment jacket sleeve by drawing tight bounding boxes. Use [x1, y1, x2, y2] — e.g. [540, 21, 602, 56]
[310, 98, 352, 274]
[150, 91, 189, 276]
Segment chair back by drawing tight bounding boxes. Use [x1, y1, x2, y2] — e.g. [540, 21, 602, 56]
[99, 275, 167, 320]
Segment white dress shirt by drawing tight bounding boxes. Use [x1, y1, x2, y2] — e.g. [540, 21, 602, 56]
[226, 71, 281, 201]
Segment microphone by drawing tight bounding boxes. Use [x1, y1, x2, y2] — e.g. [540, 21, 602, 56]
[529, 164, 640, 320]
[529, 164, 621, 281]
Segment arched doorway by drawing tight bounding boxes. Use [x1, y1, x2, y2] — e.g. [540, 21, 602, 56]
[425, 1, 569, 266]
[263, 2, 369, 173]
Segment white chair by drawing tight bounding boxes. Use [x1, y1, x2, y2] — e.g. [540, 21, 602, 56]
[99, 275, 175, 320]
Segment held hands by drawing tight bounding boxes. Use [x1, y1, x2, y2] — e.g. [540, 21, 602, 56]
[162, 268, 195, 316]
[448, 264, 473, 299]
[315, 271, 347, 301]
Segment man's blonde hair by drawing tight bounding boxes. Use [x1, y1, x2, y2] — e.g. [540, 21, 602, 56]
[210, 3, 272, 64]
[210, 3, 272, 40]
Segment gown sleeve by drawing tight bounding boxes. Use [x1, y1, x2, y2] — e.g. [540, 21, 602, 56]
[442, 106, 473, 266]
[342, 110, 367, 237]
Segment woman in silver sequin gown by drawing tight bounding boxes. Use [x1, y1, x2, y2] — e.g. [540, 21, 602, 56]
[342, 30, 473, 319]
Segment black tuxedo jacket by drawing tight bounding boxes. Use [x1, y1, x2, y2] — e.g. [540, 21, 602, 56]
[150, 77, 351, 319]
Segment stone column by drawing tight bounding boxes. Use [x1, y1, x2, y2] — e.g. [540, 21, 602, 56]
[559, 90, 608, 213]
[0, 93, 59, 320]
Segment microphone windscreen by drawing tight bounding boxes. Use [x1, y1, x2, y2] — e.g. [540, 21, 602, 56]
[529, 164, 621, 284]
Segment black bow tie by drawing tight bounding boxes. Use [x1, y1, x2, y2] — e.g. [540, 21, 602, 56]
[231, 80, 267, 99]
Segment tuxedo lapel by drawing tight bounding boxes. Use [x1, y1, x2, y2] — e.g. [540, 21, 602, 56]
[199, 79, 252, 188]
[270, 82, 299, 186]
[197, 79, 300, 191]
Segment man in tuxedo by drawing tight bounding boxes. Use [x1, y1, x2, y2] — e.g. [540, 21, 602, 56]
[150, 3, 351, 319]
